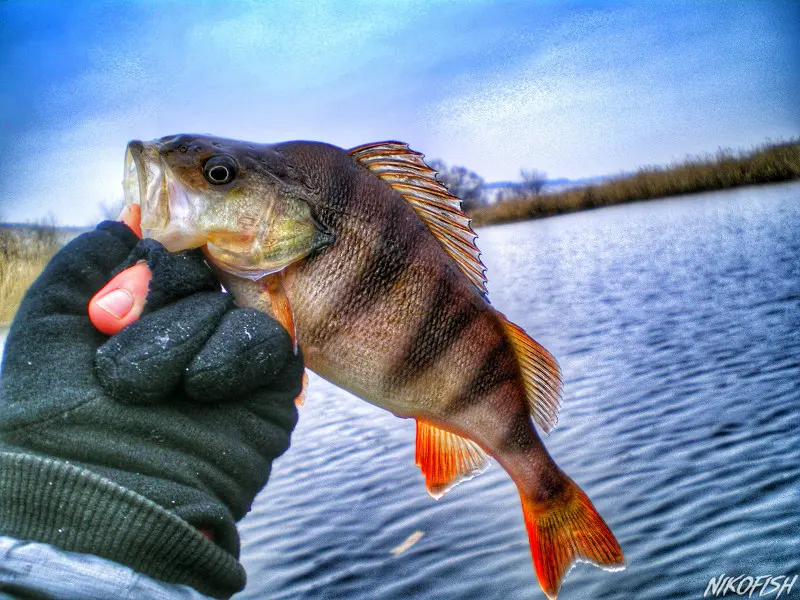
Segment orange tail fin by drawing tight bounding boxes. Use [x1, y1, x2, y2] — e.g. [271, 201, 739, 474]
[520, 478, 624, 599]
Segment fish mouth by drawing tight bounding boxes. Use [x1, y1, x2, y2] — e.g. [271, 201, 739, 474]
[123, 140, 265, 272]
[123, 141, 145, 212]
[123, 140, 207, 251]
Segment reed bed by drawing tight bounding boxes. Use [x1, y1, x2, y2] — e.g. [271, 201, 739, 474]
[0, 224, 61, 325]
[469, 140, 800, 226]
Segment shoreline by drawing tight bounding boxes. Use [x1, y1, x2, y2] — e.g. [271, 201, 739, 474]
[468, 140, 800, 227]
[473, 179, 800, 229]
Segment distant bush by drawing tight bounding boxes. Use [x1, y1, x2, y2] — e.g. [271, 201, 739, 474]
[428, 159, 486, 211]
[469, 139, 800, 226]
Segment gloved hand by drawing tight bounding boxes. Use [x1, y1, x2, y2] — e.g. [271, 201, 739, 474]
[0, 218, 303, 598]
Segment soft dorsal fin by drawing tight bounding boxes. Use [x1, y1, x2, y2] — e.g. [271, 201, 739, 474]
[349, 141, 488, 298]
[499, 315, 563, 433]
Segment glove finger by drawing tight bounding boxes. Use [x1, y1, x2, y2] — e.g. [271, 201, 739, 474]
[12, 221, 139, 323]
[95, 292, 232, 404]
[237, 386, 300, 460]
[112, 238, 220, 314]
[184, 308, 296, 403]
[244, 351, 305, 433]
[88, 263, 152, 335]
[1, 222, 139, 412]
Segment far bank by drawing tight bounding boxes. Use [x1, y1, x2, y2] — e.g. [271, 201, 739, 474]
[468, 140, 800, 226]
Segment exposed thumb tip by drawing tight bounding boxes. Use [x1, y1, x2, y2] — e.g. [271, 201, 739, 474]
[90, 289, 135, 335]
[118, 204, 143, 238]
[96, 288, 134, 318]
[89, 262, 152, 334]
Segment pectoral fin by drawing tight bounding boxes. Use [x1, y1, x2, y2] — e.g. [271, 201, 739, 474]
[415, 420, 489, 499]
[260, 271, 306, 405]
[295, 370, 308, 407]
[262, 271, 297, 353]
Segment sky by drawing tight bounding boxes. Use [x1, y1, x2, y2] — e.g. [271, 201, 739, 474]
[1, 0, 798, 226]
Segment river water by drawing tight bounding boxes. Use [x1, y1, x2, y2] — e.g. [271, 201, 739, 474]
[2, 183, 799, 599]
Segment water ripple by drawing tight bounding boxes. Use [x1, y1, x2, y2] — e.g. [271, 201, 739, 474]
[6, 186, 797, 600]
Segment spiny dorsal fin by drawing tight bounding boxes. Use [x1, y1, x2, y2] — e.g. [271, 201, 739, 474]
[349, 141, 488, 297]
[499, 315, 563, 433]
[415, 419, 490, 498]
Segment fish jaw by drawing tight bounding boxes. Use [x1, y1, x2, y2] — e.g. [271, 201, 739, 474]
[123, 140, 208, 251]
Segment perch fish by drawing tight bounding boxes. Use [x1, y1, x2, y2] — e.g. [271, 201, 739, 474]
[122, 134, 625, 599]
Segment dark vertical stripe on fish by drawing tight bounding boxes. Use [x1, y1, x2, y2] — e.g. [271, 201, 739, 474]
[501, 404, 537, 452]
[390, 270, 481, 386]
[308, 167, 356, 244]
[443, 337, 518, 415]
[307, 196, 416, 343]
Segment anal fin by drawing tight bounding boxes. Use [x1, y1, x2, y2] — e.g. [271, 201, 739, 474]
[499, 315, 563, 434]
[415, 420, 490, 499]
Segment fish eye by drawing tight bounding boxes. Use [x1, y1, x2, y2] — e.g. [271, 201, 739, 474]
[203, 155, 237, 185]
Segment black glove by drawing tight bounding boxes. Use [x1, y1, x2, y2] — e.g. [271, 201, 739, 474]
[0, 221, 302, 598]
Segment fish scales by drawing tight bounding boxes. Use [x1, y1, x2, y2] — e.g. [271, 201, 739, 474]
[279, 143, 515, 428]
[123, 134, 625, 599]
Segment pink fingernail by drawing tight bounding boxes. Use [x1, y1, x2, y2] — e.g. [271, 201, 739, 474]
[95, 288, 134, 319]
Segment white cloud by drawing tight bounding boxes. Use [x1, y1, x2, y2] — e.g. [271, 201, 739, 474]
[427, 4, 799, 181]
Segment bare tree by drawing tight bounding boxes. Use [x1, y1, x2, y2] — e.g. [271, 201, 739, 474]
[32, 212, 60, 252]
[428, 159, 486, 211]
[520, 168, 548, 196]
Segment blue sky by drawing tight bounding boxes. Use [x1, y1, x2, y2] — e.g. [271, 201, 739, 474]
[1, 0, 798, 226]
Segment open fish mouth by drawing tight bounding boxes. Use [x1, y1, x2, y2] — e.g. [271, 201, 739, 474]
[123, 141, 165, 231]
[122, 141, 206, 251]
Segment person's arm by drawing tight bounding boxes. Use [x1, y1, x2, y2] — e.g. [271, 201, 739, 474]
[0, 215, 303, 599]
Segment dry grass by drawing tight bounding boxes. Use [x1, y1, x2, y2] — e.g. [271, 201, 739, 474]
[470, 139, 800, 226]
[0, 224, 62, 326]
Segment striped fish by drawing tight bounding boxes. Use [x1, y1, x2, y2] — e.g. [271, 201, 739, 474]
[123, 134, 625, 598]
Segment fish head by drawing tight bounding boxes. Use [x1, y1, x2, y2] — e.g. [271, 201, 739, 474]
[123, 134, 333, 280]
